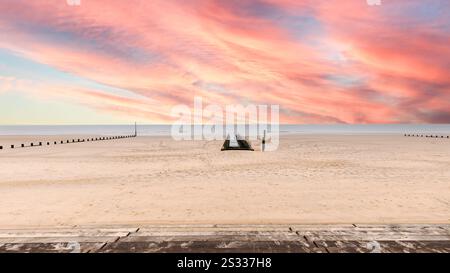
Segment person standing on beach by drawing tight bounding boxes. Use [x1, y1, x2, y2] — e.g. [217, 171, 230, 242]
[262, 130, 266, 152]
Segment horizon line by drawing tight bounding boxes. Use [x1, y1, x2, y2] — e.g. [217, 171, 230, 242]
[1, 123, 450, 126]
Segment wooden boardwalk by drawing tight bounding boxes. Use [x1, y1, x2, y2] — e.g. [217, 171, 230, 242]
[0, 224, 449, 253]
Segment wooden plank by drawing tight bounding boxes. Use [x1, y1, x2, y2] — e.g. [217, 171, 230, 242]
[74, 227, 139, 233]
[69, 239, 450, 253]
[0, 231, 130, 238]
[294, 230, 450, 237]
[304, 235, 450, 241]
[315, 240, 388, 253]
[132, 231, 295, 237]
[124, 235, 254, 242]
[359, 241, 450, 253]
[325, 247, 366, 253]
[100, 240, 323, 253]
[293, 224, 448, 228]
[0, 225, 449, 253]
[122, 235, 305, 243]
[134, 225, 217, 229]
[289, 224, 356, 230]
[353, 228, 449, 234]
[137, 226, 291, 233]
[0, 227, 138, 233]
[315, 241, 434, 253]
[0, 242, 105, 253]
[292, 226, 449, 234]
[354, 224, 450, 229]
[0, 236, 119, 244]
[413, 241, 450, 253]
[215, 224, 291, 230]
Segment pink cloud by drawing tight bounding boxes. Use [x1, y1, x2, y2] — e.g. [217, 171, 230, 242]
[0, 0, 449, 123]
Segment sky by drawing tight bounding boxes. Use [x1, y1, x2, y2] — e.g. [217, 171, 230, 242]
[0, 0, 449, 124]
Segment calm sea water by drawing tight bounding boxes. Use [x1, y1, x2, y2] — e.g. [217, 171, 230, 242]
[0, 124, 450, 136]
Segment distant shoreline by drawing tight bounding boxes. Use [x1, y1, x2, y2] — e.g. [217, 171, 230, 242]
[1, 124, 450, 136]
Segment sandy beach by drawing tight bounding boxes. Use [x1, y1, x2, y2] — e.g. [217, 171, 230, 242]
[0, 134, 449, 228]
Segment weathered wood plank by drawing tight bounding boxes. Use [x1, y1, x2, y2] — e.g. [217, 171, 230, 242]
[0, 231, 130, 238]
[323, 241, 450, 253]
[131, 231, 296, 237]
[294, 230, 450, 237]
[304, 235, 450, 241]
[100, 240, 324, 253]
[292, 226, 449, 233]
[137, 226, 291, 233]
[289, 224, 356, 229]
[0, 242, 105, 253]
[0, 236, 119, 244]
[354, 224, 450, 229]
[0, 225, 448, 253]
[122, 234, 305, 243]
[0, 227, 138, 233]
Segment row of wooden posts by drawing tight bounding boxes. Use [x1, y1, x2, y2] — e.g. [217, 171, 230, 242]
[404, 134, 449, 138]
[0, 135, 136, 150]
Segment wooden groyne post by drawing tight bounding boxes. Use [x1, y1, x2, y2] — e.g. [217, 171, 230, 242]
[406, 133, 449, 139]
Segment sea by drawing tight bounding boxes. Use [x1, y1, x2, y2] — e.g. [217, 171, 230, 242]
[0, 124, 450, 136]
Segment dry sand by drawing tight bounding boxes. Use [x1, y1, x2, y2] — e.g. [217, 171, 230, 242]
[0, 134, 449, 228]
